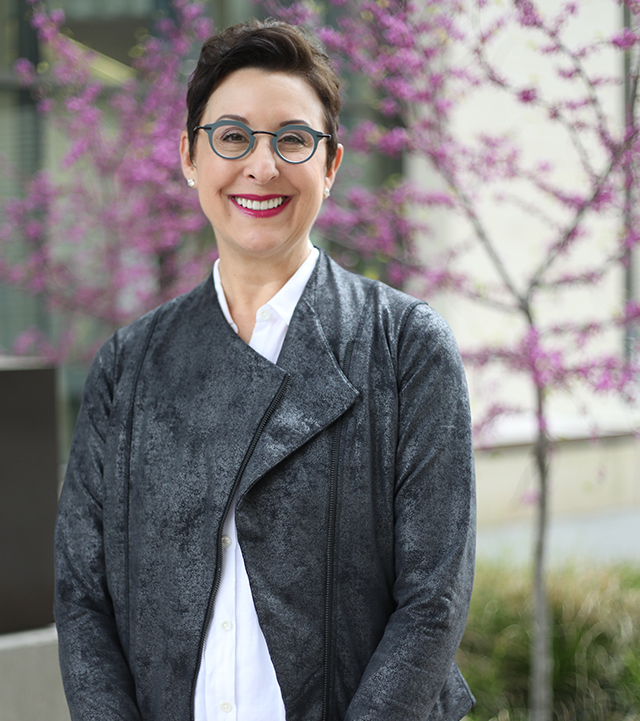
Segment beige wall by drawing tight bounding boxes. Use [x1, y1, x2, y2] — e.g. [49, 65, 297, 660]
[475, 433, 640, 526]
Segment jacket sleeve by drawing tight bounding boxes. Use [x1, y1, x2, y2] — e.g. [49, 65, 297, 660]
[54, 336, 142, 721]
[345, 303, 476, 721]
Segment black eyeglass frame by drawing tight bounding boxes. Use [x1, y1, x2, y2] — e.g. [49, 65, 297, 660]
[194, 120, 332, 164]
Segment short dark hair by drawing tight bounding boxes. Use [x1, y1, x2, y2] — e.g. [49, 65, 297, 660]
[186, 19, 341, 170]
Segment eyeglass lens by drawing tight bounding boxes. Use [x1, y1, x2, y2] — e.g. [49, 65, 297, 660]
[211, 123, 317, 162]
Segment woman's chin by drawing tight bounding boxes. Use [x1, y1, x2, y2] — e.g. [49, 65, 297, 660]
[219, 233, 311, 263]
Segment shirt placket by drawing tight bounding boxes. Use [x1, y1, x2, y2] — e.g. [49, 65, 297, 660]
[207, 510, 238, 721]
[249, 307, 280, 361]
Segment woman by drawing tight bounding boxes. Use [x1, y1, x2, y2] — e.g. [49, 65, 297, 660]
[54, 19, 476, 721]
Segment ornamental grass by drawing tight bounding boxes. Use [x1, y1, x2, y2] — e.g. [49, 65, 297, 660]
[457, 563, 640, 721]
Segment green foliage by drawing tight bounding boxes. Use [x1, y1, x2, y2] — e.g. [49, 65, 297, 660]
[457, 564, 640, 721]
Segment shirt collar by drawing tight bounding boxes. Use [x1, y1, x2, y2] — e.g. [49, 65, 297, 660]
[266, 246, 318, 326]
[213, 246, 319, 329]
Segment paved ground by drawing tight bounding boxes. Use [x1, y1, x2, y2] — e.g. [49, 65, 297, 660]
[476, 506, 640, 567]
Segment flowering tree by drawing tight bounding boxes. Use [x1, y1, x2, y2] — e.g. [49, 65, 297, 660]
[0, 0, 213, 360]
[258, 0, 640, 719]
[2, 0, 639, 718]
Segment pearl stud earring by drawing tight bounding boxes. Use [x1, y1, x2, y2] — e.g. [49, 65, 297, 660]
[187, 178, 195, 188]
[323, 188, 330, 199]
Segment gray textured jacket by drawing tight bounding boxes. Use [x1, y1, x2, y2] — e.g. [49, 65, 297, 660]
[55, 250, 476, 721]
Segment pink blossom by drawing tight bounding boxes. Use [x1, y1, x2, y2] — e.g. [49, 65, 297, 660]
[623, 301, 640, 324]
[520, 489, 541, 506]
[419, 191, 456, 208]
[377, 127, 411, 156]
[50, 8, 65, 26]
[37, 98, 55, 114]
[379, 97, 399, 117]
[624, 228, 640, 249]
[557, 66, 578, 80]
[514, 0, 542, 27]
[13, 58, 37, 85]
[592, 186, 613, 211]
[611, 28, 637, 50]
[519, 87, 538, 103]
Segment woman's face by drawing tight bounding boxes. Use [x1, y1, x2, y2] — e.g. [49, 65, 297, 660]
[180, 67, 342, 264]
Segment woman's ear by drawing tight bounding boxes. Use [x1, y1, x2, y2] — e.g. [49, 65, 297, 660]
[179, 130, 196, 186]
[325, 143, 344, 194]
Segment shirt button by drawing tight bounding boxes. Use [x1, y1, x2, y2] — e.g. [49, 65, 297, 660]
[257, 308, 270, 321]
[221, 535, 231, 549]
[220, 702, 233, 713]
[221, 620, 232, 631]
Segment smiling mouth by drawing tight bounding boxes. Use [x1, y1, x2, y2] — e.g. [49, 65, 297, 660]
[231, 196, 288, 211]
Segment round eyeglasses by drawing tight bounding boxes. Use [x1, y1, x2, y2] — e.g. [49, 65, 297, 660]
[194, 120, 332, 164]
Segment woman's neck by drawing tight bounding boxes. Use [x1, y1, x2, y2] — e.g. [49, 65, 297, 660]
[217, 240, 313, 343]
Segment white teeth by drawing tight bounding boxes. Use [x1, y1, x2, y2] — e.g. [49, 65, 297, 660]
[233, 196, 286, 210]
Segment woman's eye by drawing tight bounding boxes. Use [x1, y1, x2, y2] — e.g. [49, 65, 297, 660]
[211, 125, 251, 157]
[278, 130, 314, 149]
[279, 133, 306, 145]
[221, 130, 248, 143]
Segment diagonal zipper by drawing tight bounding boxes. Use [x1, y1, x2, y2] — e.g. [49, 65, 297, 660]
[189, 373, 290, 721]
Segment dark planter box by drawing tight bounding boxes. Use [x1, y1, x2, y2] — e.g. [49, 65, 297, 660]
[0, 360, 58, 633]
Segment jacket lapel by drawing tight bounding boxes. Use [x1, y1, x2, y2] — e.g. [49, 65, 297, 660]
[181, 277, 291, 501]
[236, 278, 359, 500]
[131, 276, 290, 528]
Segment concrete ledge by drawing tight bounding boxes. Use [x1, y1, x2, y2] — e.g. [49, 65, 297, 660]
[477, 506, 640, 567]
[0, 626, 69, 721]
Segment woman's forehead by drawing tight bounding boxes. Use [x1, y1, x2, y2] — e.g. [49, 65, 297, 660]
[204, 68, 325, 127]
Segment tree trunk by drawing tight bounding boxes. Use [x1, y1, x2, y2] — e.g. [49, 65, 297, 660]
[530, 384, 552, 721]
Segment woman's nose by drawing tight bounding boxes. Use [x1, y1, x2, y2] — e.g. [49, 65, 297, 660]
[243, 135, 279, 184]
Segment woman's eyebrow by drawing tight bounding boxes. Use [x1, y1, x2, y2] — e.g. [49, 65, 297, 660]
[214, 114, 248, 123]
[278, 119, 309, 127]
[212, 114, 312, 128]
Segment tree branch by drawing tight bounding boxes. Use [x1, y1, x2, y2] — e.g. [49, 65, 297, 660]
[471, 20, 598, 180]
[441, 166, 530, 315]
[526, 131, 636, 300]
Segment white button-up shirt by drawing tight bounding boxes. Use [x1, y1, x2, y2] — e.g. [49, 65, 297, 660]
[194, 246, 319, 721]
